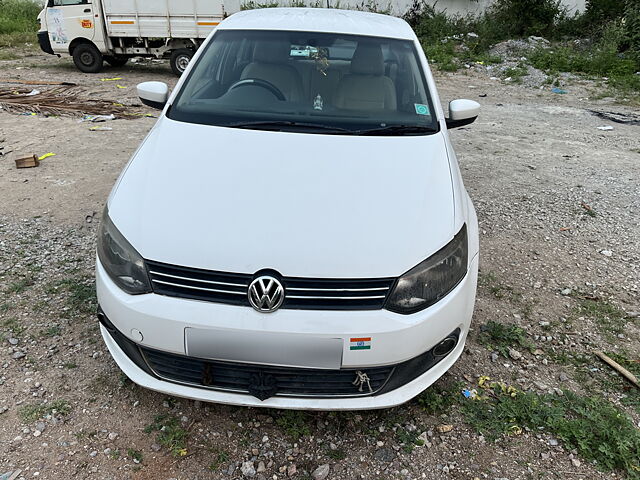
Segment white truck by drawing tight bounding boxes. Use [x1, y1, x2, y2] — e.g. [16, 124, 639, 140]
[37, 0, 240, 76]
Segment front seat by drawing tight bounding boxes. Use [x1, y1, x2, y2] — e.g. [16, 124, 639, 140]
[241, 40, 304, 102]
[334, 43, 397, 110]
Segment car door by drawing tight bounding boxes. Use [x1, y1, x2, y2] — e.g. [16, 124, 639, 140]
[46, 0, 95, 50]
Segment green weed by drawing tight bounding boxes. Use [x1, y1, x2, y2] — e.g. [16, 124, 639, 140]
[127, 449, 143, 463]
[0, 0, 41, 35]
[395, 427, 424, 453]
[208, 449, 229, 471]
[479, 320, 534, 357]
[6, 275, 35, 294]
[416, 378, 464, 415]
[325, 448, 346, 460]
[275, 410, 311, 441]
[462, 387, 640, 478]
[576, 298, 628, 336]
[18, 400, 71, 422]
[144, 415, 188, 457]
[56, 276, 97, 316]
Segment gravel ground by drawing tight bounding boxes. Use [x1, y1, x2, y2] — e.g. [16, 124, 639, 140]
[0, 47, 639, 480]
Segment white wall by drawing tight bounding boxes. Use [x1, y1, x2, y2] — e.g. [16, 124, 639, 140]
[329, 0, 586, 17]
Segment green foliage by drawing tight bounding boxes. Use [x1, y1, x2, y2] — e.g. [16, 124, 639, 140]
[145, 415, 189, 456]
[19, 400, 71, 422]
[55, 276, 97, 316]
[395, 427, 424, 453]
[488, 0, 566, 38]
[416, 378, 463, 415]
[208, 449, 229, 471]
[463, 388, 640, 478]
[275, 410, 311, 441]
[479, 320, 534, 357]
[127, 449, 143, 463]
[575, 298, 629, 335]
[0, 0, 41, 35]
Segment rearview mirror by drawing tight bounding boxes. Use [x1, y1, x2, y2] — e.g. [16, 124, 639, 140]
[446, 99, 480, 129]
[137, 81, 169, 110]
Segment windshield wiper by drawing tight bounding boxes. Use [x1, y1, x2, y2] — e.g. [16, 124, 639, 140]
[224, 120, 353, 134]
[355, 124, 438, 136]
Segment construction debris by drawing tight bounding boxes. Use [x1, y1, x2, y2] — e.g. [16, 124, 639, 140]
[0, 85, 142, 118]
[14, 154, 39, 169]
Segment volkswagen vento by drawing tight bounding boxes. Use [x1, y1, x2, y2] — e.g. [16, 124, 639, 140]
[96, 7, 480, 409]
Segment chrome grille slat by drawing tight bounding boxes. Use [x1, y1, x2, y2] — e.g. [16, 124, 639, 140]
[149, 270, 247, 288]
[146, 260, 395, 310]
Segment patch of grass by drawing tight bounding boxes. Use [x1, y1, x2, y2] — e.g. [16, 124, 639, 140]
[462, 386, 640, 478]
[42, 325, 61, 337]
[127, 449, 143, 463]
[416, 378, 464, 415]
[6, 275, 35, 294]
[576, 298, 628, 336]
[325, 447, 346, 460]
[479, 320, 535, 357]
[18, 400, 71, 422]
[109, 449, 121, 460]
[0, 302, 10, 314]
[478, 272, 519, 300]
[56, 276, 97, 316]
[208, 449, 229, 471]
[63, 362, 78, 369]
[275, 410, 311, 441]
[502, 64, 528, 83]
[1, 316, 24, 335]
[395, 427, 424, 453]
[144, 415, 188, 457]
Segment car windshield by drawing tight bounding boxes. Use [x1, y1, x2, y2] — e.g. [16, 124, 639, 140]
[167, 29, 439, 135]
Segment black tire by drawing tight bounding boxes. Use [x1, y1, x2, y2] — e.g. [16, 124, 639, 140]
[105, 55, 129, 67]
[170, 48, 194, 76]
[72, 43, 103, 73]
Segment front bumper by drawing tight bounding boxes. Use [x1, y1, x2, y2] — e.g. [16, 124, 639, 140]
[37, 31, 54, 55]
[97, 254, 478, 409]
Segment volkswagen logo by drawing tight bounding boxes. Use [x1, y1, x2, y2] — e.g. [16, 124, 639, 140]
[248, 276, 285, 313]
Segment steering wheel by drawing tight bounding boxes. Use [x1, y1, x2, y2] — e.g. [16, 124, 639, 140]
[227, 78, 286, 101]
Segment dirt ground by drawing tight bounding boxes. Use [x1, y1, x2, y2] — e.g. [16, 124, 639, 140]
[0, 47, 639, 480]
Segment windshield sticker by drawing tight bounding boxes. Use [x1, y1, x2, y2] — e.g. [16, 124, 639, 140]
[414, 104, 430, 116]
[313, 94, 323, 111]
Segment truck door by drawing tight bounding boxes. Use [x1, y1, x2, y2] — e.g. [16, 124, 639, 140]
[46, 0, 95, 51]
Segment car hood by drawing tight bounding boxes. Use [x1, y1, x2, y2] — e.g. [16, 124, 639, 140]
[108, 118, 455, 278]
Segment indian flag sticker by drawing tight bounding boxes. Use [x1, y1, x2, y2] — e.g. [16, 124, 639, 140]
[350, 337, 371, 350]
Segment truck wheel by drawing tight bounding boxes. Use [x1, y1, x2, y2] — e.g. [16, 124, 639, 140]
[73, 43, 103, 73]
[105, 55, 129, 67]
[170, 49, 194, 76]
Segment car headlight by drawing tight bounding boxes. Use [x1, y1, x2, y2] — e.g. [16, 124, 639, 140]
[97, 207, 151, 295]
[385, 224, 468, 314]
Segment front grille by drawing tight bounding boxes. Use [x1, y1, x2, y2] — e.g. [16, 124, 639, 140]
[141, 347, 394, 397]
[146, 260, 395, 310]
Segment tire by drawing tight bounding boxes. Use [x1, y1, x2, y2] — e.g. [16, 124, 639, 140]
[105, 55, 129, 68]
[72, 43, 103, 73]
[170, 49, 194, 76]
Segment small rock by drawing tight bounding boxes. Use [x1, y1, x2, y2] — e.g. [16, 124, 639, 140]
[33, 430, 42, 437]
[491, 352, 499, 362]
[12, 351, 25, 360]
[312, 464, 330, 480]
[287, 464, 297, 477]
[35, 422, 45, 433]
[436, 424, 453, 433]
[559, 372, 569, 382]
[541, 452, 550, 460]
[150, 443, 161, 452]
[8, 338, 19, 346]
[600, 249, 613, 257]
[241, 461, 256, 477]
[108, 432, 118, 441]
[257, 461, 266, 473]
[549, 438, 559, 446]
[571, 458, 581, 467]
[560, 288, 572, 296]
[508, 348, 522, 361]
[373, 447, 395, 462]
[89, 450, 98, 457]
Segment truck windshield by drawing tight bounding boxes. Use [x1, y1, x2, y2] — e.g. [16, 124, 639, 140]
[167, 30, 438, 135]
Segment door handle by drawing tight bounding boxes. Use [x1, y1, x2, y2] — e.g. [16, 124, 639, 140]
[84, 8, 91, 13]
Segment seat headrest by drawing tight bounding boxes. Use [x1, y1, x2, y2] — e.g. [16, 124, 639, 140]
[350, 43, 384, 76]
[253, 39, 291, 64]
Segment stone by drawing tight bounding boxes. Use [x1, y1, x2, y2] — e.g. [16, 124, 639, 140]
[8, 338, 19, 345]
[312, 464, 330, 480]
[491, 352, 499, 363]
[559, 372, 569, 382]
[548, 438, 559, 446]
[571, 458, 581, 467]
[600, 249, 613, 257]
[35, 422, 45, 432]
[257, 461, 266, 473]
[12, 351, 25, 359]
[508, 348, 522, 360]
[561, 288, 572, 296]
[287, 464, 297, 477]
[108, 432, 118, 441]
[373, 447, 395, 462]
[241, 461, 256, 477]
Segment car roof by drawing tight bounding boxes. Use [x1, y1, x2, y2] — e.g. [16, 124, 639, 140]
[218, 8, 416, 40]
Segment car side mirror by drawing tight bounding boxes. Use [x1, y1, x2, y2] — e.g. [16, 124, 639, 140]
[446, 99, 480, 129]
[137, 81, 169, 110]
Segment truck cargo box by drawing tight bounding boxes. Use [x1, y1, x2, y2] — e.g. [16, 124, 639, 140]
[103, 0, 238, 38]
